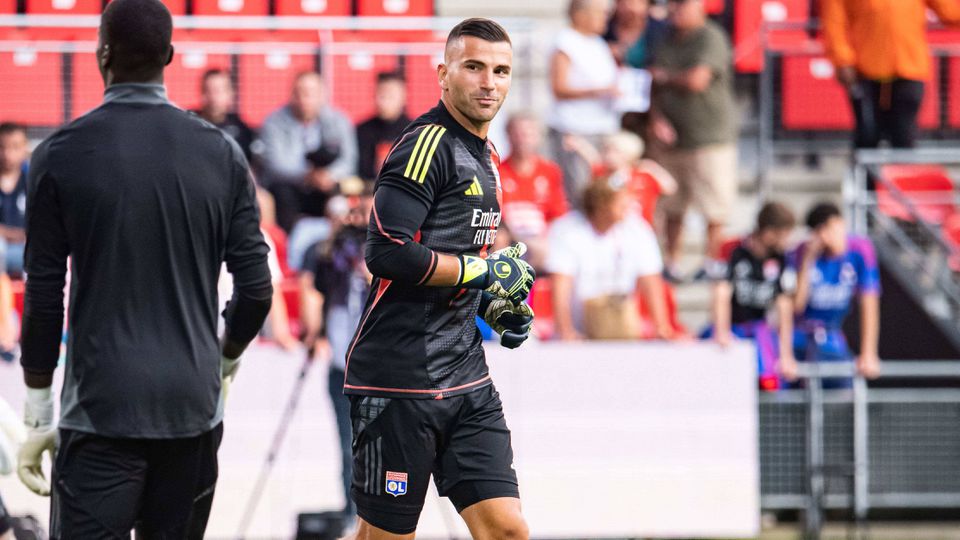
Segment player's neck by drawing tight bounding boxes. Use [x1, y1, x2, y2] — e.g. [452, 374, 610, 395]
[441, 97, 489, 140]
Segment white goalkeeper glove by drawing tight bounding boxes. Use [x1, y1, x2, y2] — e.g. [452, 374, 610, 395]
[220, 354, 241, 403]
[18, 387, 57, 496]
[479, 292, 535, 349]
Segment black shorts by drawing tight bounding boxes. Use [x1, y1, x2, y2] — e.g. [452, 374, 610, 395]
[349, 384, 519, 535]
[51, 423, 223, 540]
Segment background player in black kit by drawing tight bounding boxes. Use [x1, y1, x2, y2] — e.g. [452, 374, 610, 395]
[343, 18, 535, 540]
[15, 0, 273, 536]
[707, 201, 797, 386]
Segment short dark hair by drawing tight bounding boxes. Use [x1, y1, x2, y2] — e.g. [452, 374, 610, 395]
[100, 0, 173, 76]
[805, 201, 842, 230]
[756, 201, 796, 232]
[0, 122, 26, 138]
[376, 71, 405, 85]
[446, 18, 512, 49]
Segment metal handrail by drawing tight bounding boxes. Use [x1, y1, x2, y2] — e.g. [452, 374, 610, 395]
[794, 360, 960, 379]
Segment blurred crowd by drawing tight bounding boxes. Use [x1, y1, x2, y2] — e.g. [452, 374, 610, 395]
[1, 0, 913, 387]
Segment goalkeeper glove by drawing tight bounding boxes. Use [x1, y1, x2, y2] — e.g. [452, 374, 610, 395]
[220, 354, 241, 403]
[18, 387, 56, 496]
[479, 292, 534, 349]
[458, 242, 536, 305]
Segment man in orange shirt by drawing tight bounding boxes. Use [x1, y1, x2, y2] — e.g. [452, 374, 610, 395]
[822, 0, 960, 148]
[500, 113, 569, 270]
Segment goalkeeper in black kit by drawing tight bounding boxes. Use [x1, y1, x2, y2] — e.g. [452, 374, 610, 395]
[342, 18, 535, 540]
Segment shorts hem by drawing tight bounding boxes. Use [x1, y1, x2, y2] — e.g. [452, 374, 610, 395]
[444, 479, 520, 514]
[356, 506, 419, 535]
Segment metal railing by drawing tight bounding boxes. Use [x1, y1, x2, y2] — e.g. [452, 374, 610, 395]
[760, 361, 960, 539]
[846, 148, 960, 349]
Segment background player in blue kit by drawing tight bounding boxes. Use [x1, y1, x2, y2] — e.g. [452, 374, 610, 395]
[781, 202, 881, 388]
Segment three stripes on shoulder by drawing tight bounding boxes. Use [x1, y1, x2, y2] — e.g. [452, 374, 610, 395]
[403, 124, 447, 183]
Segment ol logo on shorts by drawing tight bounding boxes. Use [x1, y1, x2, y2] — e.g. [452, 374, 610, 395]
[493, 261, 512, 279]
[385, 471, 408, 497]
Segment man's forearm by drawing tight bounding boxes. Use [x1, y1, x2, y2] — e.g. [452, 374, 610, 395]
[860, 293, 880, 357]
[551, 275, 577, 335]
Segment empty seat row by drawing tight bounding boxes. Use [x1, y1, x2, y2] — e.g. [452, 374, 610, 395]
[1, 0, 433, 15]
[0, 44, 441, 127]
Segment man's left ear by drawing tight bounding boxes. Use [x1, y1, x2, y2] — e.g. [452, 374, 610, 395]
[164, 45, 174, 67]
[437, 63, 447, 91]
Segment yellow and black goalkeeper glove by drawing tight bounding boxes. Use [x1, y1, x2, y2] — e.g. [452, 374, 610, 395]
[458, 242, 536, 305]
[478, 292, 534, 349]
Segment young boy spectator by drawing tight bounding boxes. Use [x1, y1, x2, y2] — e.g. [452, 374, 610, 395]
[499, 113, 569, 271]
[566, 129, 676, 226]
[782, 202, 881, 388]
[547, 180, 673, 341]
[705, 202, 796, 389]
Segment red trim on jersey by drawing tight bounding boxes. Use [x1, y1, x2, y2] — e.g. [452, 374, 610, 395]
[372, 201, 404, 246]
[343, 374, 492, 398]
[343, 278, 393, 383]
[417, 251, 438, 285]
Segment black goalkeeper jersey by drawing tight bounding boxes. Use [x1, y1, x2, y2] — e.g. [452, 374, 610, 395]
[344, 102, 503, 399]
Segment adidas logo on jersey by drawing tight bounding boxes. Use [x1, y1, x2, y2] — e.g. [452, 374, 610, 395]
[464, 176, 484, 196]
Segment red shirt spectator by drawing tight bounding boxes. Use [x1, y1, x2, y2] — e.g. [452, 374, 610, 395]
[500, 155, 568, 238]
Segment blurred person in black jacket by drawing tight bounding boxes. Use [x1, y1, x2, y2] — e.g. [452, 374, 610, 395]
[355, 72, 411, 183]
[194, 68, 257, 163]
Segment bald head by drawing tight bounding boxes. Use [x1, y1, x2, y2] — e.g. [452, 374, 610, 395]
[290, 71, 325, 121]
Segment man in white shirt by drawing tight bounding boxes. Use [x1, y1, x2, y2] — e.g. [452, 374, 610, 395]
[547, 180, 673, 340]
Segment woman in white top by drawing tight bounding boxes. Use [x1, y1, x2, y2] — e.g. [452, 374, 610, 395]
[549, 0, 621, 206]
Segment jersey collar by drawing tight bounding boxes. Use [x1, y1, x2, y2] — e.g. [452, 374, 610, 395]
[102, 83, 171, 106]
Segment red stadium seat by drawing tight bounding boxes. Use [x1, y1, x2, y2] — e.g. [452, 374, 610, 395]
[329, 52, 400, 123]
[948, 57, 960, 129]
[705, 0, 725, 15]
[528, 277, 554, 341]
[275, 0, 351, 15]
[25, 0, 100, 14]
[103, 0, 186, 13]
[237, 48, 319, 126]
[0, 48, 64, 126]
[734, 0, 809, 73]
[943, 213, 960, 272]
[192, 0, 268, 16]
[404, 51, 444, 118]
[357, 0, 433, 16]
[877, 164, 956, 224]
[71, 51, 107, 119]
[781, 55, 942, 131]
[0, 0, 16, 13]
[781, 56, 852, 130]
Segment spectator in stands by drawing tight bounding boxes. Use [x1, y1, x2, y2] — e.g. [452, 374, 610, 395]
[705, 202, 796, 389]
[822, 0, 960, 150]
[499, 113, 568, 271]
[356, 72, 411, 183]
[195, 69, 256, 162]
[299, 190, 373, 522]
[648, 0, 737, 282]
[549, 0, 621, 206]
[0, 123, 27, 277]
[782, 202, 881, 388]
[566, 129, 676, 226]
[547, 180, 673, 341]
[605, 0, 669, 68]
[259, 72, 357, 232]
